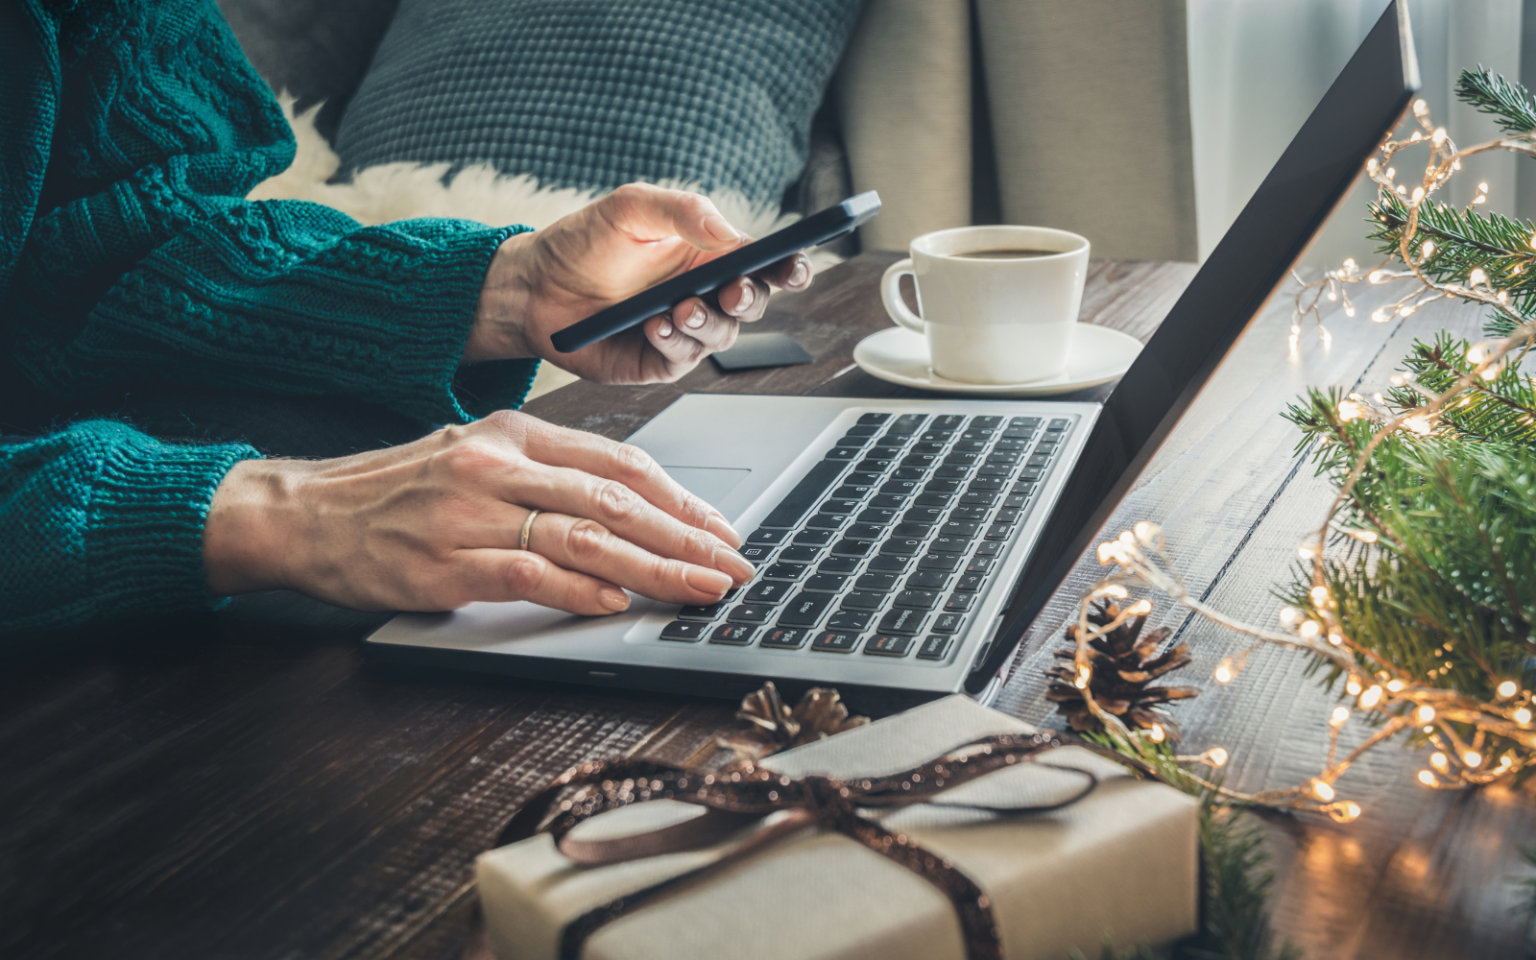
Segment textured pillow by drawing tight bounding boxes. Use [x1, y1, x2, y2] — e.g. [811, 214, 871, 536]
[334, 0, 864, 213]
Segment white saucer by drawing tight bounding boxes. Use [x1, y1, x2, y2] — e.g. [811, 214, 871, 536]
[852, 324, 1142, 397]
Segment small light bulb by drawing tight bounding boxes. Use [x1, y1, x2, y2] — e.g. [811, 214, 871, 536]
[1464, 751, 1482, 768]
[1411, 186, 1425, 203]
[1371, 307, 1391, 323]
[1328, 629, 1345, 646]
[1387, 679, 1405, 692]
[1300, 620, 1322, 639]
[1310, 585, 1330, 605]
[1359, 685, 1383, 709]
[1214, 660, 1234, 684]
[1126, 599, 1153, 617]
[1403, 415, 1432, 435]
[1334, 801, 1362, 823]
[1346, 677, 1363, 696]
[1498, 680, 1518, 698]
[1096, 542, 1116, 564]
[1149, 723, 1166, 743]
[1279, 606, 1303, 626]
[1311, 779, 1335, 801]
[1416, 705, 1435, 723]
[1074, 664, 1091, 690]
[1421, 240, 1435, 257]
[1431, 125, 1446, 143]
[1207, 747, 1229, 767]
[1368, 270, 1387, 284]
[1479, 182, 1490, 193]
[1430, 752, 1448, 771]
[1418, 770, 1438, 786]
[1470, 268, 1488, 287]
[1132, 520, 1161, 546]
[1516, 707, 1532, 725]
[1331, 706, 1350, 726]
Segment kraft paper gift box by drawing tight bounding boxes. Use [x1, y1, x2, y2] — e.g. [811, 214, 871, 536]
[476, 695, 1199, 960]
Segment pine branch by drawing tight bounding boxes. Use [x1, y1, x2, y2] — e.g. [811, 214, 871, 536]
[1455, 67, 1536, 136]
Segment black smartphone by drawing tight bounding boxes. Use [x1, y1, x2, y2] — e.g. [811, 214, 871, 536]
[549, 191, 881, 353]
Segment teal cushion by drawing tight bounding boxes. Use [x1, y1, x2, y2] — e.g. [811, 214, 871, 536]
[335, 0, 865, 209]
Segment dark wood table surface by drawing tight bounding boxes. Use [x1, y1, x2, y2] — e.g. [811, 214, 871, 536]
[3, 252, 1532, 960]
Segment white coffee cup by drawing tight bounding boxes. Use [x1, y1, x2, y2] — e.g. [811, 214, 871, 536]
[880, 225, 1090, 384]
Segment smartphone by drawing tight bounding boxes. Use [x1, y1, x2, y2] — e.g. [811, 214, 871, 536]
[549, 191, 881, 353]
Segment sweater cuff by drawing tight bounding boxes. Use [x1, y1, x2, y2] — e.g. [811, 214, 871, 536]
[383, 223, 535, 424]
[86, 434, 261, 619]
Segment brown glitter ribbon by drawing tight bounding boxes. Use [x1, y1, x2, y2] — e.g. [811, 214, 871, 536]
[495, 732, 1097, 960]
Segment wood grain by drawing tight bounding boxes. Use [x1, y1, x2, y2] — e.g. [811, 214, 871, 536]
[2, 252, 1528, 960]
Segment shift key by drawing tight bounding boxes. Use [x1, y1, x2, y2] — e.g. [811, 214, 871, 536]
[777, 591, 834, 627]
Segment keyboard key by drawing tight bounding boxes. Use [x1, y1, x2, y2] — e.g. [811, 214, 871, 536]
[941, 521, 980, 539]
[763, 562, 808, 581]
[858, 412, 891, 425]
[828, 610, 874, 630]
[965, 557, 996, 575]
[951, 440, 986, 454]
[865, 634, 915, 657]
[836, 435, 873, 448]
[954, 572, 985, 592]
[902, 506, 945, 525]
[760, 627, 807, 649]
[711, 625, 757, 645]
[944, 593, 975, 612]
[935, 464, 972, 479]
[856, 459, 894, 473]
[846, 522, 885, 540]
[745, 581, 794, 604]
[933, 415, 964, 430]
[1048, 418, 1070, 430]
[877, 608, 927, 635]
[976, 463, 1015, 478]
[879, 537, 926, 557]
[902, 453, 941, 469]
[994, 508, 1022, 525]
[738, 544, 774, 565]
[1010, 481, 1037, 497]
[779, 546, 821, 564]
[822, 499, 861, 514]
[890, 466, 928, 481]
[825, 447, 860, 461]
[855, 572, 900, 592]
[930, 612, 966, 634]
[868, 555, 914, 573]
[967, 477, 1004, 492]
[886, 414, 927, 435]
[917, 635, 953, 660]
[1020, 468, 1044, 482]
[869, 494, 908, 509]
[832, 484, 874, 500]
[943, 451, 981, 467]
[727, 604, 773, 624]
[778, 592, 834, 626]
[846, 423, 882, 437]
[892, 521, 933, 539]
[993, 438, 1030, 452]
[925, 479, 962, 494]
[987, 449, 1023, 464]
[972, 415, 1003, 429]
[872, 446, 906, 461]
[1002, 493, 1030, 509]
[811, 631, 860, 653]
[857, 508, 900, 525]
[880, 479, 922, 497]
[804, 574, 848, 593]
[912, 440, 947, 454]
[793, 529, 835, 546]
[905, 571, 949, 590]
[1026, 454, 1051, 469]
[677, 601, 728, 621]
[832, 538, 875, 557]
[660, 620, 706, 642]
[841, 591, 886, 610]
[762, 460, 848, 528]
[959, 491, 999, 507]
[818, 557, 860, 574]
[806, 513, 847, 530]
[984, 523, 1013, 541]
[930, 537, 970, 554]
[748, 528, 790, 545]
[919, 554, 962, 572]
[948, 506, 988, 522]
[895, 590, 940, 609]
[848, 471, 883, 486]
[915, 493, 953, 507]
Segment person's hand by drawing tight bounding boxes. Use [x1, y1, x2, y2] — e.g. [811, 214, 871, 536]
[201, 410, 754, 614]
[466, 183, 814, 382]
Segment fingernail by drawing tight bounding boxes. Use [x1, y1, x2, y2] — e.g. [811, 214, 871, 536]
[703, 214, 741, 243]
[599, 587, 630, 611]
[717, 546, 755, 582]
[707, 513, 743, 548]
[685, 304, 706, 329]
[736, 280, 754, 312]
[685, 565, 733, 596]
[658, 321, 674, 338]
[789, 261, 809, 287]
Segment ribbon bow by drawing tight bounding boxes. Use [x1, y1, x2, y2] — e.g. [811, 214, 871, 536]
[496, 732, 1098, 960]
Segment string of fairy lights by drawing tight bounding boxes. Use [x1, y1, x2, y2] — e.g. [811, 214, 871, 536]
[1070, 98, 1536, 821]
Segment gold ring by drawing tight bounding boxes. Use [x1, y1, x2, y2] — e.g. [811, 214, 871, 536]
[519, 509, 540, 551]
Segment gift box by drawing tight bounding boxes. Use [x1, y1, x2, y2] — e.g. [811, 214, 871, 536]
[476, 695, 1199, 960]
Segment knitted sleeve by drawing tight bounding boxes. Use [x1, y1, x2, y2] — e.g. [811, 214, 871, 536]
[0, 422, 259, 641]
[4, 0, 537, 425]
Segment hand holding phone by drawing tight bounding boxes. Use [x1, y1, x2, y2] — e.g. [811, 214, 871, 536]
[468, 185, 864, 385]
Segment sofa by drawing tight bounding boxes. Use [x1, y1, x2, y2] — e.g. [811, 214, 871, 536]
[217, 0, 1196, 262]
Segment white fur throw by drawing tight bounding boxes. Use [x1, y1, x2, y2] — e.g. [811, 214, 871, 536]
[248, 97, 825, 403]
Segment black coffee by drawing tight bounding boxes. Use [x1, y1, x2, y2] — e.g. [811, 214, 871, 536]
[951, 248, 1060, 260]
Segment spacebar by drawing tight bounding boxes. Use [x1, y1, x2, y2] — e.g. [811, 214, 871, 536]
[760, 460, 848, 528]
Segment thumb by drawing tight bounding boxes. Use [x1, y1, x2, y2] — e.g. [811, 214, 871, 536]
[599, 183, 745, 253]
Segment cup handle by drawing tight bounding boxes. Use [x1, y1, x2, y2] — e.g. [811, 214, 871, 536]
[881, 258, 925, 334]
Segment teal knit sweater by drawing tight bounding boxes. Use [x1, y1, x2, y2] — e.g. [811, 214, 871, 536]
[1, 0, 537, 639]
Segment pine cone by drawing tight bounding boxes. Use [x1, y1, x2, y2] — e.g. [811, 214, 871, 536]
[717, 682, 869, 764]
[1044, 600, 1200, 740]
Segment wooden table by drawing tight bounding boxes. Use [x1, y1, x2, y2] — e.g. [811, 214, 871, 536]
[2, 253, 1531, 960]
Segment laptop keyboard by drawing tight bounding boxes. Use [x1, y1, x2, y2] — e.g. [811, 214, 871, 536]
[658, 413, 1073, 662]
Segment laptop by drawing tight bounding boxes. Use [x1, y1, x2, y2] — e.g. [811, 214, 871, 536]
[366, 0, 1419, 711]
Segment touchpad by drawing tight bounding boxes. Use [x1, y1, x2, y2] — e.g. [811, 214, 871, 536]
[661, 466, 752, 509]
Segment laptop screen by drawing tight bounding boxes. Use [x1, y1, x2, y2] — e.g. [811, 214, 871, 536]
[967, 0, 1420, 693]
